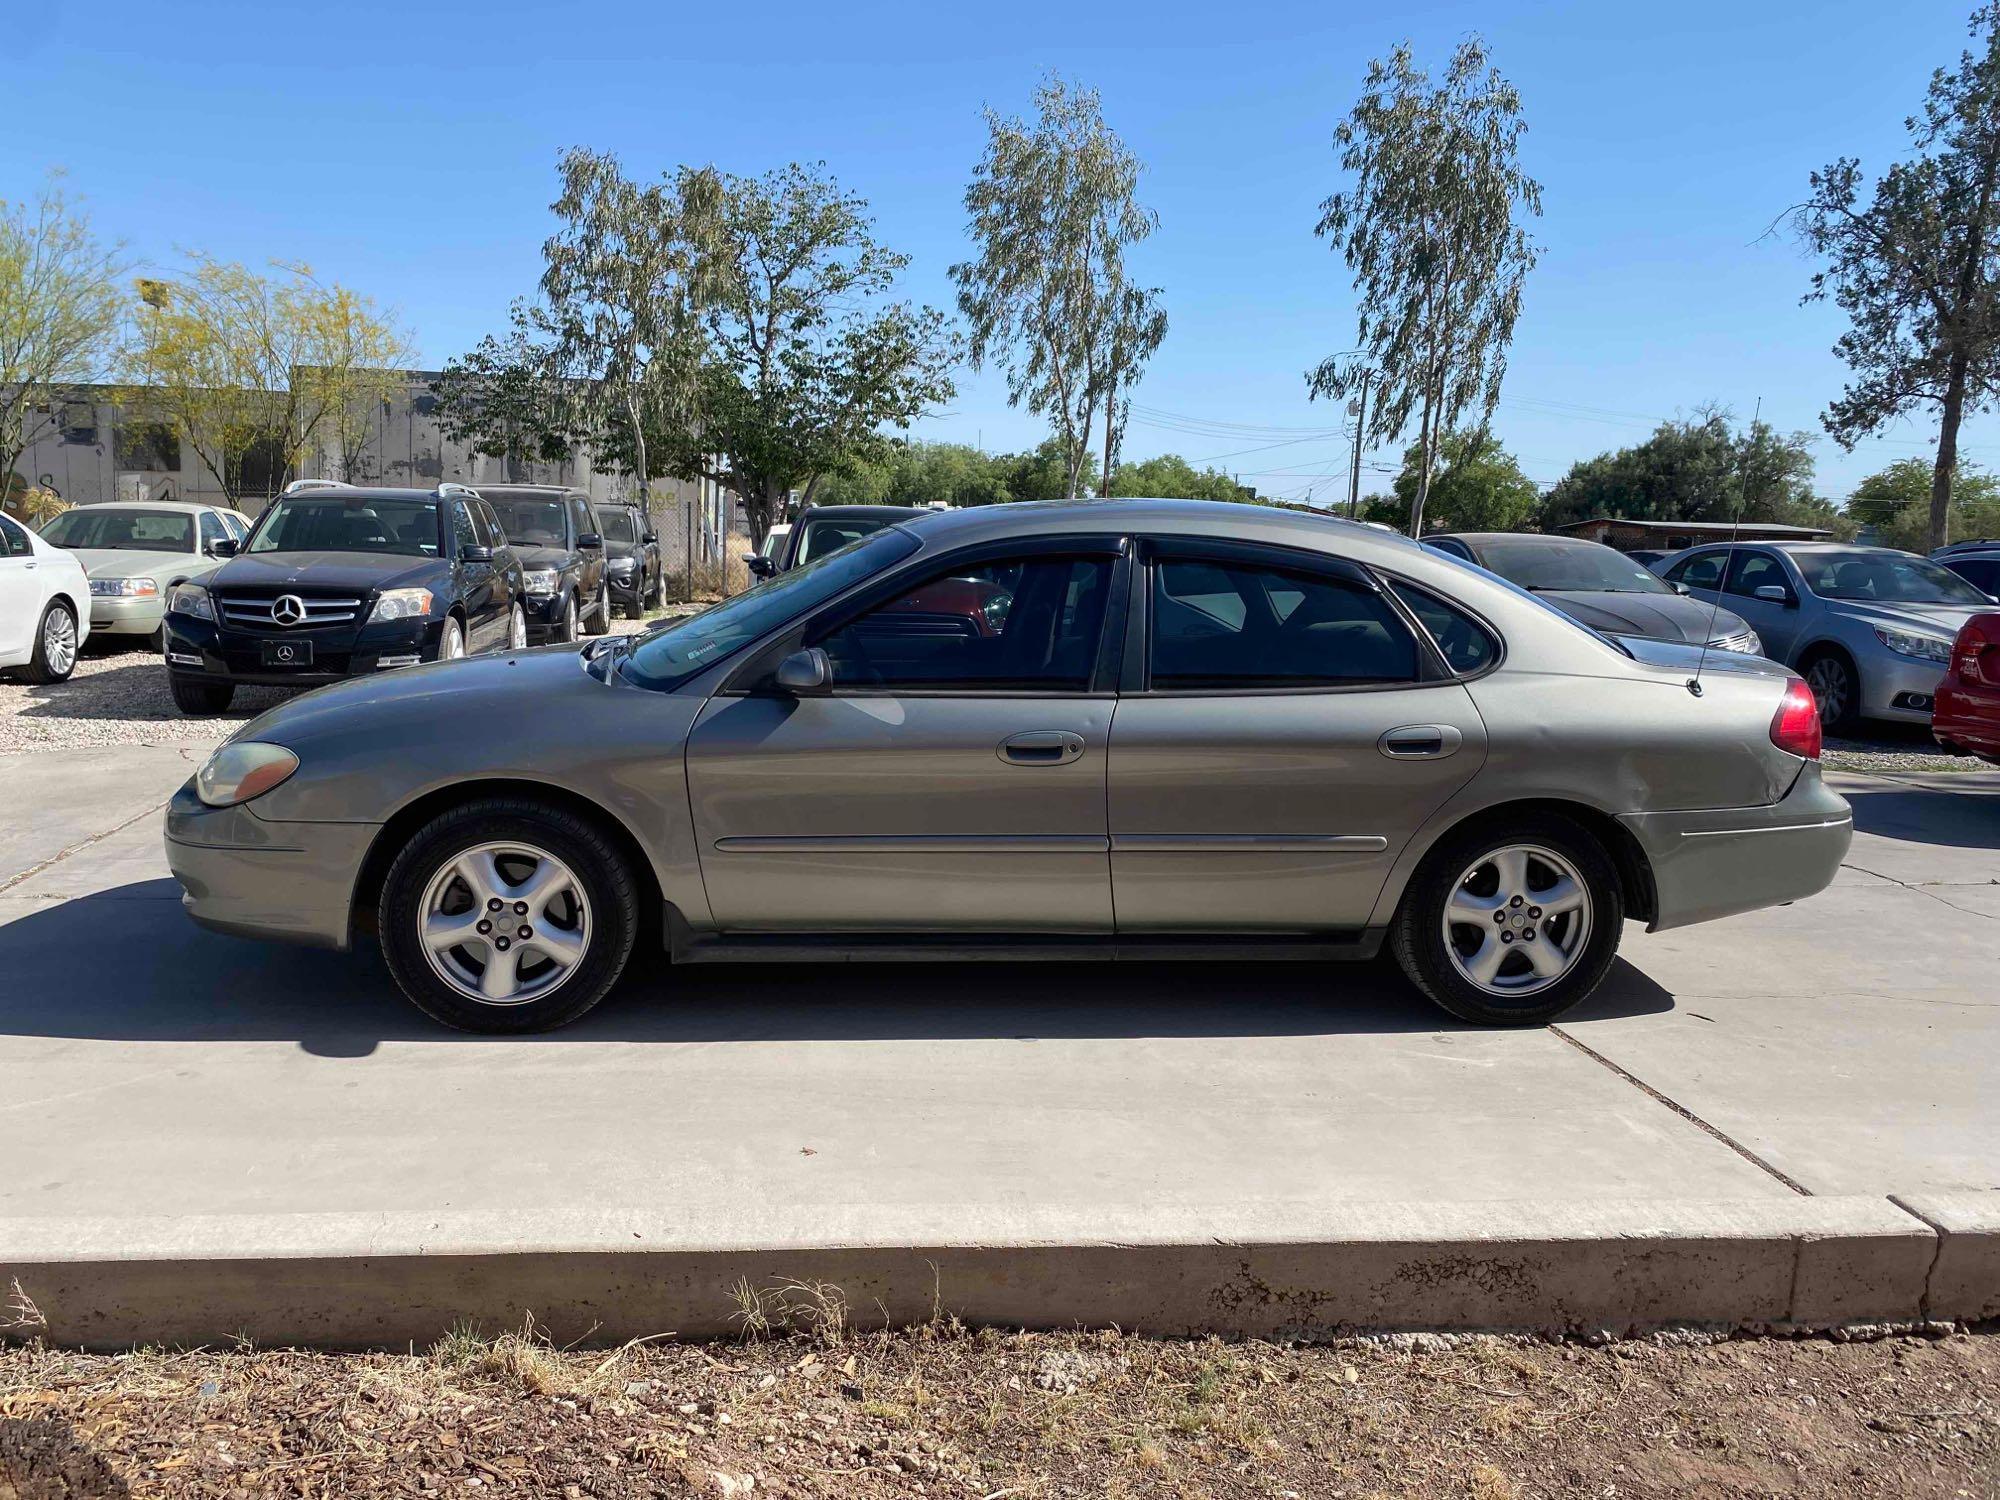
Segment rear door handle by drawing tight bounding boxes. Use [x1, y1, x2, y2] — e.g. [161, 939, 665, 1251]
[1379, 724, 1463, 759]
[999, 731, 1086, 766]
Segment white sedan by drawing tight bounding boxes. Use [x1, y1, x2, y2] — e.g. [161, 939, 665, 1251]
[0, 510, 91, 683]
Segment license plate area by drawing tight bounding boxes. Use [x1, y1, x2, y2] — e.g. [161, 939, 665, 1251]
[261, 639, 314, 668]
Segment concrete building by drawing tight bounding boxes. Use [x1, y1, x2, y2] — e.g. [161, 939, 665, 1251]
[1557, 516, 1836, 552]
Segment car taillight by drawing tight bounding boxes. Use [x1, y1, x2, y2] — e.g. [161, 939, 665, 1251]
[1771, 679, 1822, 760]
[1951, 614, 2000, 684]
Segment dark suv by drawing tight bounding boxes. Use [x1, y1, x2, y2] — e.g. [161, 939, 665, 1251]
[163, 483, 525, 715]
[476, 485, 610, 642]
[747, 504, 931, 578]
[594, 500, 663, 619]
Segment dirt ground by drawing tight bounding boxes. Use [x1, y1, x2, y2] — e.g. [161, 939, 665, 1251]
[1, 1317, 1995, 1500]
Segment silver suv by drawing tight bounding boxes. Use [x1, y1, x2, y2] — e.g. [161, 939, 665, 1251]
[1655, 541, 1998, 730]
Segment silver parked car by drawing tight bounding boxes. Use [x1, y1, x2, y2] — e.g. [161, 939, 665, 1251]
[36, 500, 252, 648]
[166, 499, 1851, 1034]
[1655, 542, 1999, 730]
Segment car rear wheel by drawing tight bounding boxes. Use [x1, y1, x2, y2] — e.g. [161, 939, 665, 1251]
[170, 675, 235, 715]
[379, 799, 640, 1033]
[1391, 813, 1624, 1026]
[20, 601, 79, 684]
[1800, 649, 1859, 733]
[439, 617, 466, 661]
[583, 582, 611, 636]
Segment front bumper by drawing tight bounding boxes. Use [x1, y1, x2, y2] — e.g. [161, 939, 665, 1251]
[1617, 766, 1853, 933]
[523, 588, 576, 642]
[607, 570, 643, 605]
[88, 593, 167, 636]
[163, 611, 445, 687]
[165, 780, 377, 950]
[1857, 648, 1948, 723]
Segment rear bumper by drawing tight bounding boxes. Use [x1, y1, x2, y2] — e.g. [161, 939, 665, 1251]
[164, 781, 376, 951]
[1934, 676, 2000, 760]
[1617, 768, 1853, 933]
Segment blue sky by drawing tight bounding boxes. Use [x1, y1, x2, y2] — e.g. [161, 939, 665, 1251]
[7, 0, 1989, 502]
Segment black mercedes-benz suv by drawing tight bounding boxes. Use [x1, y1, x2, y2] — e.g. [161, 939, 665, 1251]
[163, 482, 525, 715]
[475, 484, 611, 643]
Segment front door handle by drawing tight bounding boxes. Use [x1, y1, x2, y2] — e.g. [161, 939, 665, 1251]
[999, 730, 1086, 766]
[1379, 724, 1463, 759]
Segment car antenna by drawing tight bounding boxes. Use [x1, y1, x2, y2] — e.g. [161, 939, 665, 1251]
[1688, 397, 1760, 699]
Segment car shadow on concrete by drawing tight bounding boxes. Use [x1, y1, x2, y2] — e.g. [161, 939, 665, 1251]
[1842, 781, 2000, 850]
[0, 879, 1676, 1055]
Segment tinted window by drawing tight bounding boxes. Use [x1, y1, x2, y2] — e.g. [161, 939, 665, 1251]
[40, 507, 196, 552]
[1389, 581, 1498, 675]
[246, 496, 440, 557]
[1471, 537, 1671, 594]
[1423, 538, 1475, 562]
[624, 529, 918, 690]
[597, 508, 640, 543]
[0, 514, 28, 557]
[797, 513, 898, 563]
[450, 501, 479, 556]
[1944, 557, 2000, 596]
[818, 555, 1111, 691]
[1151, 558, 1420, 689]
[1668, 552, 1725, 590]
[1795, 548, 1990, 605]
[468, 502, 497, 548]
[486, 496, 567, 546]
[1724, 551, 1787, 599]
[198, 512, 226, 547]
[570, 498, 596, 538]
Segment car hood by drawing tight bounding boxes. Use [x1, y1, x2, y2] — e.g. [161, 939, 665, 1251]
[210, 551, 441, 591]
[1822, 598, 1990, 639]
[511, 545, 577, 569]
[1537, 589, 1754, 645]
[70, 547, 202, 580]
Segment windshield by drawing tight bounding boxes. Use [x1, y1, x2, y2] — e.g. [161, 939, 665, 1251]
[796, 513, 898, 563]
[41, 508, 194, 553]
[246, 496, 439, 556]
[624, 528, 919, 689]
[1471, 538, 1671, 594]
[485, 497, 568, 547]
[1795, 548, 1991, 605]
[597, 509, 640, 543]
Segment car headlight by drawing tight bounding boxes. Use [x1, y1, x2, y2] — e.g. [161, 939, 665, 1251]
[370, 587, 435, 622]
[90, 577, 159, 598]
[523, 569, 559, 596]
[194, 742, 300, 808]
[167, 582, 215, 621]
[1873, 626, 1953, 664]
[608, 556, 637, 574]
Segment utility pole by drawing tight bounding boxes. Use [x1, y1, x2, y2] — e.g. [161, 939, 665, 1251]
[1346, 368, 1375, 522]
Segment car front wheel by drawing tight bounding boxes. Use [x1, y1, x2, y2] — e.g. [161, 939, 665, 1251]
[1801, 650, 1859, 733]
[378, 798, 640, 1033]
[554, 594, 578, 643]
[1391, 813, 1624, 1026]
[170, 674, 235, 715]
[583, 582, 611, 636]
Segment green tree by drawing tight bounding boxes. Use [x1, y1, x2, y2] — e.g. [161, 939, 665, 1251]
[0, 174, 130, 503]
[1793, 3, 2000, 552]
[431, 302, 579, 480]
[1003, 436, 1097, 501]
[1540, 410, 1842, 535]
[1391, 428, 1537, 531]
[1847, 456, 2000, 551]
[1309, 37, 1542, 537]
[953, 75, 1166, 499]
[819, 441, 1014, 509]
[1108, 451, 1242, 500]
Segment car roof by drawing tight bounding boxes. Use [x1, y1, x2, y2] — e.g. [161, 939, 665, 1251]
[473, 484, 582, 497]
[271, 486, 445, 503]
[887, 497, 1424, 559]
[799, 504, 932, 520]
[69, 499, 239, 515]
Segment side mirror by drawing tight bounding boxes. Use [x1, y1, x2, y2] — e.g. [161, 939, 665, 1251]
[642, 531, 659, 545]
[578, 532, 603, 551]
[746, 555, 778, 580]
[1671, 581, 1690, 596]
[209, 538, 238, 559]
[460, 544, 494, 563]
[774, 646, 831, 696]
[1753, 584, 1794, 607]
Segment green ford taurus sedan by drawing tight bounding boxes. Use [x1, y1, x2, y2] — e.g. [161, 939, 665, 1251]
[167, 499, 1852, 1033]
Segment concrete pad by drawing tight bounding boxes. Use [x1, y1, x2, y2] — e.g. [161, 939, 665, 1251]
[0, 744, 197, 887]
[1828, 769, 2000, 887]
[0, 1195, 1937, 1349]
[1891, 1190, 2000, 1322]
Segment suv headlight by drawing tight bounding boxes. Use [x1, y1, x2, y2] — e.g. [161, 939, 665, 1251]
[370, 587, 435, 622]
[90, 577, 159, 598]
[195, 742, 299, 807]
[523, 568, 559, 596]
[1873, 626, 1952, 664]
[608, 556, 636, 574]
[167, 582, 215, 621]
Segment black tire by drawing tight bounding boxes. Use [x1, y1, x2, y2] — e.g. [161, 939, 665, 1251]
[20, 600, 80, 684]
[1799, 647, 1860, 734]
[1391, 812, 1624, 1027]
[170, 674, 235, 715]
[378, 798, 640, 1034]
[583, 583, 611, 636]
[553, 593, 578, 644]
[623, 592, 645, 621]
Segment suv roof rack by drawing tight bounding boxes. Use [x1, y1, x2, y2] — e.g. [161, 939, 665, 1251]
[281, 478, 355, 495]
[437, 482, 481, 501]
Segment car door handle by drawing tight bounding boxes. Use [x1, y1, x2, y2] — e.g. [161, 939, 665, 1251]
[998, 731, 1086, 766]
[1378, 724, 1463, 759]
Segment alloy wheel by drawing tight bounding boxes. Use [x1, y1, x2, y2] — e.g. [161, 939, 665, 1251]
[441, 620, 465, 660]
[1441, 843, 1593, 999]
[1805, 658, 1849, 729]
[418, 842, 593, 1006]
[43, 608, 78, 677]
[509, 605, 527, 650]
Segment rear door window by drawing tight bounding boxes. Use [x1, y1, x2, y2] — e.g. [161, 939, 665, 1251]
[1149, 556, 1421, 690]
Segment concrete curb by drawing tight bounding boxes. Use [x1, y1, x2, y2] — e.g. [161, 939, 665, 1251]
[1891, 1190, 2000, 1322]
[0, 1196, 1953, 1351]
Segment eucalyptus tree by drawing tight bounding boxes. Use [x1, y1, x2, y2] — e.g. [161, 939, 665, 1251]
[1793, 3, 2000, 552]
[1309, 38, 1541, 536]
[431, 302, 578, 481]
[953, 75, 1166, 498]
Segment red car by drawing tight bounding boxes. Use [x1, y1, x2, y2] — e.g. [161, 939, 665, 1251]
[1934, 613, 2000, 763]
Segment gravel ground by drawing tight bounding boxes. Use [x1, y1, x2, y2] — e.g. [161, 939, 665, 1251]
[0, 607, 709, 756]
[1823, 722, 1987, 776]
[1, 1323, 1994, 1498]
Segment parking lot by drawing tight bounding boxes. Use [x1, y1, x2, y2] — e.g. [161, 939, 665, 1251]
[2, 640, 1997, 1345]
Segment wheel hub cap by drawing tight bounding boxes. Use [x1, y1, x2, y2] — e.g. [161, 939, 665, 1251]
[45, 612, 76, 674]
[419, 842, 592, 1006]
[1442, 843, 1593, 999]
